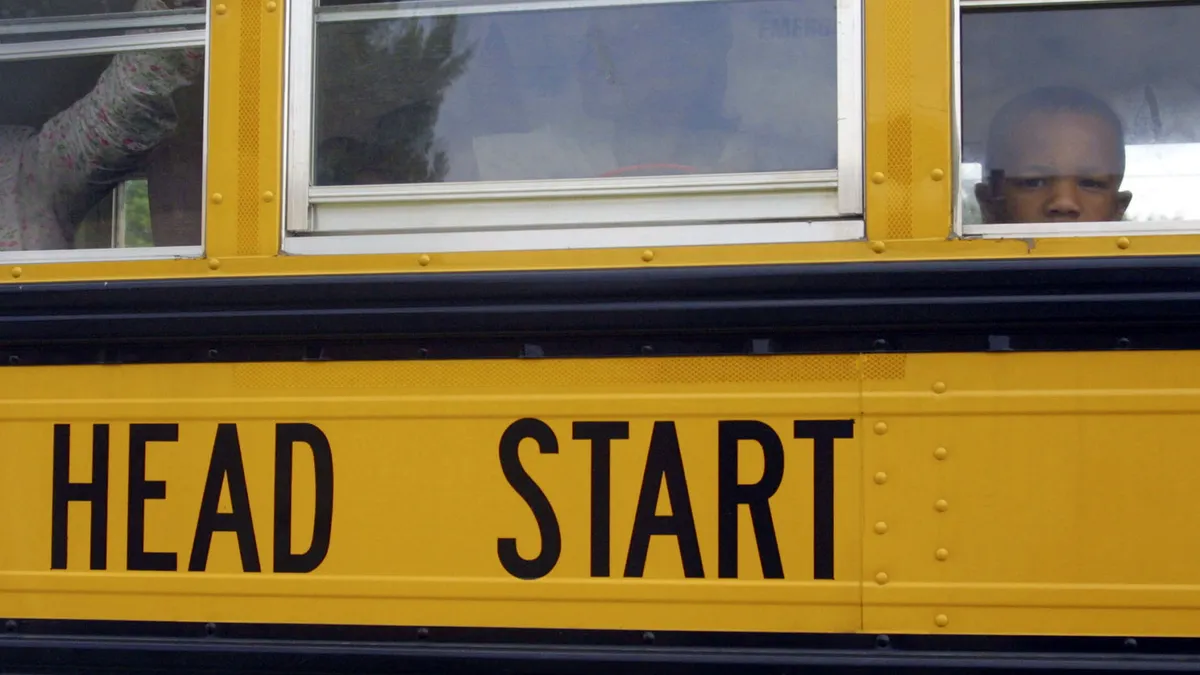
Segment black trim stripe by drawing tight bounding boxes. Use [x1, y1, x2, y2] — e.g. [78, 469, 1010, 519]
[2, 255, 1200, 363]
[1, 620, 1199, 673]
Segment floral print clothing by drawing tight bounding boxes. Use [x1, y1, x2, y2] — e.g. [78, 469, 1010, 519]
[0, 0, 203, 251]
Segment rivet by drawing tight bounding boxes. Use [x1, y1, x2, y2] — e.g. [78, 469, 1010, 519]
[931, 168, 945, 181]
[934, 447, 948, 460]
[935, 548, 949, 561]
[935, 614, 949, 628]
[932, 381, 947, 394]
[262, 191, 275, 202]
[211, 192, 224, 204]
[874, 471, 888, 485]
[215, 4, 228, 14]
[871, 172, 886, 184]
[875, 572, 889, 585]
[641, 250, 655, 262]
[869, 240, 886, 254]
[418, 254, 431, 267]
[935, 499, 949, 512]
[207, 258, 220, 271]
[874, 521, 888, 535]
[9, 267, 20, 279]
[266, 0, 278, 10]
[1116, 237, 1131, 250]
[874, 422, 888, 435]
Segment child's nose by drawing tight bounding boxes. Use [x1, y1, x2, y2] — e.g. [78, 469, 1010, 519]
[1045, 179, 1082, 219]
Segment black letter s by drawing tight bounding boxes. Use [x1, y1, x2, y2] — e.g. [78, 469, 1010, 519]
[497, 419, 561, 580]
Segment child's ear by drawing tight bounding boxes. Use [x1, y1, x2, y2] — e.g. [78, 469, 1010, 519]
[1114, 189, 1133, 220]
[974, 182, 1002, 224]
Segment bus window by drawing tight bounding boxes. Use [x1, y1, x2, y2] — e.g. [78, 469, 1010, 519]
[0, 0, 207, 258]
[959, 0, 1200, 238]
[285, 0, 863, 255]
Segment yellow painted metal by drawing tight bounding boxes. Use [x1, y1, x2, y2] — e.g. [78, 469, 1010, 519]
[862, 351, 1200, 637]
[2, 234, 1198, 284]
[4, 351, 1200, 637]
[203, 0, 284, 259]
[865, 0, 953, 242]
[0, 356, 864, 631]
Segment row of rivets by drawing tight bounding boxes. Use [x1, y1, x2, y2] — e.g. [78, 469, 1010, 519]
[933, 409, 950, 628]
[398, 250, 661, 270]
[871, 169, 945, 185]
[4, 245, 666, 278]
[871, 237, 1132, 255]
[868, 239, 1128, 254]
[211, 190, 278, 200]
[873, 415, 889, 589]
[869, 409, 953, 633]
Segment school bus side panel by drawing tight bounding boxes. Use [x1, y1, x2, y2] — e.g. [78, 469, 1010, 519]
[862, 351, 1200, 637]
[0, 356, 862, 633]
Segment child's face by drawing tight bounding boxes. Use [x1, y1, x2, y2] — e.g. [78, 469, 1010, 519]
[976, 109, 1132, 224]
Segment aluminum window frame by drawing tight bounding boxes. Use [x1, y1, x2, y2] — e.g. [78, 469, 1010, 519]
[0, 8, 205, 37]
[0, 8, 209, 264]
[282, 0, 865, 255]
[954, 0, 1200, 240]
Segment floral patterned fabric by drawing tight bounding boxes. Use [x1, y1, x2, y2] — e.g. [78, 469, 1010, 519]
[0, 0, 203, 251]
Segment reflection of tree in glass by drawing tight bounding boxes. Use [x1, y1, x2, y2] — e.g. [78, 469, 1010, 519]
[321, 17, 472, 184]
[72, 179, 153, 248]
[122, 179, 153, 247]
[0, 0, 132, 19]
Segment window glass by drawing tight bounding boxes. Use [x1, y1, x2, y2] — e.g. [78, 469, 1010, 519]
[960, 3, 1200, 228]
[0, 0, 199, 19]
[0, 46, 206, 252]
[313, 0, 838, 185]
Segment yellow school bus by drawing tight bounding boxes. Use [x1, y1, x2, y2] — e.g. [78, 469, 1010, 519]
[1, 0, 1199, 672]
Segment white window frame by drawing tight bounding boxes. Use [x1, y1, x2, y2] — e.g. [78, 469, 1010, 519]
[282, 0, 865, 255]
[0, 8, 209, 264]
[954, 0, 1200, 240]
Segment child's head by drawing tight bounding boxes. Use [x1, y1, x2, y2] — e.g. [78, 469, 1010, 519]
[974, 86, 1132, 224]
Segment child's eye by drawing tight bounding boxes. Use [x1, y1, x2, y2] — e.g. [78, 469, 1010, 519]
[1079, 178, 1109, 190]
[1015, 177, 1046, 189]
